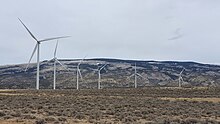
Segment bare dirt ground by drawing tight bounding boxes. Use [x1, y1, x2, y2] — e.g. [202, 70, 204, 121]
[0, 87, 220, 124]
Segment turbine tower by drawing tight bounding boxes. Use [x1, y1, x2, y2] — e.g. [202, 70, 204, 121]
[18, 18, 70, 90]
[135, 63, 137, 88]
[178, 68, 185, 87]
[128, 63, 148, 88]
[76, 56, 87, 90]
[97, 63, 107, 89]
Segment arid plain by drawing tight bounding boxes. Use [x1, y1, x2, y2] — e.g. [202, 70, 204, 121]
[0, 88, 220, 124]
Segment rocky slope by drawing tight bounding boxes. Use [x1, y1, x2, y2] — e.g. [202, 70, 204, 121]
[0, 58, 220, 89]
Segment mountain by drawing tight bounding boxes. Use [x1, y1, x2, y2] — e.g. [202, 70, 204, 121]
[0, 58, 220, 89]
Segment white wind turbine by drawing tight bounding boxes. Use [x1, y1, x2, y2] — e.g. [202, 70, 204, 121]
[210, 81, 217, 87]
[96, 63, 107, 89]
[51, 40, 70, 90]
[76, 56, 87, 90]
[128, 63, 148, 88]
[18, 18, 70, 90]
[178, 68, 185, 87]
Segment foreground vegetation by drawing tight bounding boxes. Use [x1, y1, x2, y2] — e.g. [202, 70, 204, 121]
[0, 87, 220, 124]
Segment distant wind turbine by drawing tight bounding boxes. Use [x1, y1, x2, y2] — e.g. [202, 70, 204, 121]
[178, 68, 185, 87]
[76, 55, 87, 90]
[95, 63, 107, 89]
[18, 18, 70, 90]
[210, 81, 216, 87]
[51, 40, 70, 90]
[128, 63, 148, 88]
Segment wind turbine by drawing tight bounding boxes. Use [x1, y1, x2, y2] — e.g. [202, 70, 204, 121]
[18, 18, 70, 90]
[76, 56, 87, 90]
[96, 63, 107, 89]
[128, 63, 148, 88]
[178, 68, 185, 87]
[210, 81, 216, 87]
[51, 40, 70, 90]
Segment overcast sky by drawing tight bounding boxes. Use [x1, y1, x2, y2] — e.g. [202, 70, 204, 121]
[1, 0, 220, 65]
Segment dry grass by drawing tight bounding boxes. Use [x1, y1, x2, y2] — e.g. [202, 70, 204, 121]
[160, 97, 220, 103]
[0, 93, 24, 96]
[0, 88, 220, 124]
[0, 90, 16, 92]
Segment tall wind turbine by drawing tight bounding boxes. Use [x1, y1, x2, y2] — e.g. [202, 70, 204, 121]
[128, 63, 148, 88]
[76, 56, 87, 90]
[178, 68, 185, 87]
[18, 18, 70, 90]
[97, 63, 107, 89]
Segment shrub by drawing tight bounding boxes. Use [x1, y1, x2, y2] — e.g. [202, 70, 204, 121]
[58, 117, 67, 122]
[184, 117, 201, 124]
[3, 115, 12, 120]
[45, 117, 56, 122]
[23, 114, 36, 119]
[75, 113, 85, 120]
[10, 111, 21, 117]
[0, 111, 6, 117]
[35, 119, 46, 124]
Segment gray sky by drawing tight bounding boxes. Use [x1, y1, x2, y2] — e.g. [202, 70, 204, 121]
[1, 0, 220, 65]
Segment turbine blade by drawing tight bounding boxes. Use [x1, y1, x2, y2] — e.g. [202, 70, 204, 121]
[100, 63, 107, 71]
[47, 58, 55, 63]
[25, 43, 38, 71]
[56, 59, 70, 71]
[54, 40, 58, 58]
[127, 74, 135, 79]
[82, 54, 88, 61]
[78, 69, 83, 80]
[180, 76, 183, 81]
[78, 55, 88, 66]
[39, 36, 71, 42]
[56, 59, 64, 66]
[18, 18, 38, 41]
[180, 68, 185, 75]
[136, 73, 148, 81]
